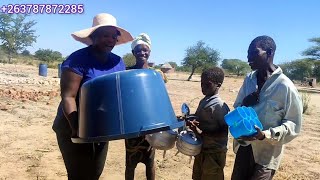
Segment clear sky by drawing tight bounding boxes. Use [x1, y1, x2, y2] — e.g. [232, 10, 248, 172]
[1, 0, 319, 65]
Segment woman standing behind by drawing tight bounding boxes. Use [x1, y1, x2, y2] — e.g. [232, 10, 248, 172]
[127, 33, 167, 82]
[125, 33, 164, 180]
[52, 13, 133, 180]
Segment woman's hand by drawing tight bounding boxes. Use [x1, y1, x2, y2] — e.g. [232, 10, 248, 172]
[67, 111, 79, 138]
[60, 69, 82, 137]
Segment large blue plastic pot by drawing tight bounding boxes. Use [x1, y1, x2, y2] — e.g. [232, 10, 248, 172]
[72, 69, 184, 143]
[39, 64, 47, 77]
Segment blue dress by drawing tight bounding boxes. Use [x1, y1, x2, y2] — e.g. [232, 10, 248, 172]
[52, 46, 125, 179]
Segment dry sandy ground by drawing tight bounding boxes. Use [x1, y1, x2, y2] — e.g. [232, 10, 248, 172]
[0, 63, 319, 180]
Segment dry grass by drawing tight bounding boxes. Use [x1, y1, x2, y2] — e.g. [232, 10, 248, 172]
[301, 92, 311, 114]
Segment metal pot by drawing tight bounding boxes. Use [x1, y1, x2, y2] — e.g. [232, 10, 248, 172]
[146, 130, 178, 150]
[176, 130, 202, 156]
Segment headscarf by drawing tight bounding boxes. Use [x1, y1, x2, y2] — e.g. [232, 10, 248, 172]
[131, 33, 151, 50]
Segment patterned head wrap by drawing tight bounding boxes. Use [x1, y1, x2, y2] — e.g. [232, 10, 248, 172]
[131, 33, 151, 50]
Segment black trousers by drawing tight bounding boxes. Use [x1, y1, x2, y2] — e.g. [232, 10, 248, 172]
[56, 133, 108, 180]
[231, 145, 276, 180]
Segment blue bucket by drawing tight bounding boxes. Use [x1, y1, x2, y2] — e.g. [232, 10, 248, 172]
[39, 64, 47, 77]
[73, 69, 184, 143]
[58, 64, 62, 78]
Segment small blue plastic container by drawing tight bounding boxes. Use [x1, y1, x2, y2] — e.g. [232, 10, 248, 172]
[229, 118, 255, 138]
[224, 107, 246, 126]
[242, 106, 251, 117]
[248, 107, 263, 130]
[226, 106, 264, 138]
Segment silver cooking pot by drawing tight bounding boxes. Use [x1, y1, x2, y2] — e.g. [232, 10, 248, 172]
[176, 130, 202, 156]
[146, 129, 178, 150]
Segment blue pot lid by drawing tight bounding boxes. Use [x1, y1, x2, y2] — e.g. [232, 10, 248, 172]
[180, 132, 202, 145]
[166, 129, 178, 135]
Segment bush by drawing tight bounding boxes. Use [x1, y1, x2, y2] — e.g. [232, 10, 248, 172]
[280, 59, 315, 81]
[35, 49, 62, 63]
[301, 92, 311, 114]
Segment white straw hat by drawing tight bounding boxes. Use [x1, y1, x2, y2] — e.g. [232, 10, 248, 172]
[71, 13, 133, 46]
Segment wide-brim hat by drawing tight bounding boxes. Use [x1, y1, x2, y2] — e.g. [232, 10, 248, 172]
[71, 13, 133, 46]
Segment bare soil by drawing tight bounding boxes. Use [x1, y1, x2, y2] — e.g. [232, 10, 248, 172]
[0, 63, 319, 180]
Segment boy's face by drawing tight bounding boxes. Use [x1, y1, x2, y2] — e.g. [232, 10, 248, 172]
[201, 77, 220, 96]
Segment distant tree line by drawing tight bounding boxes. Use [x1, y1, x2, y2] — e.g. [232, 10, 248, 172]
[0, 14, 65, 64]
[1, 14, 320, 81]
[280, 59, 320, 81]
[279, 38, 320, 81]
[0, 14, 37, 62]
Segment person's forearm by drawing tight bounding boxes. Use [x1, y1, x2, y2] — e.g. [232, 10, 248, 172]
[62, 97, 78, 130]
[263, 91, 303, 145]
[262, 120, 301, 145]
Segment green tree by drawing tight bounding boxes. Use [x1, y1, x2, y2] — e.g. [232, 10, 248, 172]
[279, 62, 292, 77]
[313, 60, 320, 80]
[0, 14, 37, 63]
[35, 49, 62, 63]
[0, 47, 5, 62]
[168, 61, 178, 69]
[122, 53, 136, 67]
[280, 59, 314, 80]
[221, 59, 250, 76]
[302, 37, 320, 60]
[182, 41, 220, 81]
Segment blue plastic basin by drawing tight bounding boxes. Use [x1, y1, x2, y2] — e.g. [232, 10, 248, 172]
[73, 69, 184, 143]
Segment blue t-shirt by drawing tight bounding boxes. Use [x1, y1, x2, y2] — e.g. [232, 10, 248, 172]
[62, 46, 126, 87]
[53, 46, 126, 134]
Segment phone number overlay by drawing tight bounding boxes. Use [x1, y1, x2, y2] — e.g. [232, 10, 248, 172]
[0, 4, 84, 14]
